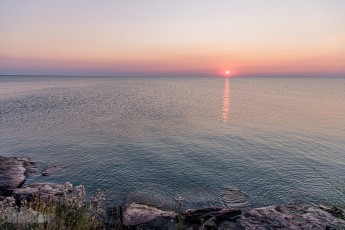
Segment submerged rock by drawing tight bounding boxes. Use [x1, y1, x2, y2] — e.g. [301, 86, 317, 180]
[123, 203, 177, 226]
[41, 164, 63, 176]
[126, 191, 168, 209]
[220, 186, 248, 208]
[0, 156, 36, 195]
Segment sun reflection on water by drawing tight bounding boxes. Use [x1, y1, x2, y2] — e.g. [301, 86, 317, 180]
[222, 78, 230, 123]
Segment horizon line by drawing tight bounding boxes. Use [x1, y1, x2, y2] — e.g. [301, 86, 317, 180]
[1, 74, 345, 79]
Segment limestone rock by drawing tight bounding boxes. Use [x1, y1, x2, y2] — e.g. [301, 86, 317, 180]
[123, 203, 176, 226]
[0, 156, 35, 195]
[13, 183, 65, 201]
[239, 204, 345, 229]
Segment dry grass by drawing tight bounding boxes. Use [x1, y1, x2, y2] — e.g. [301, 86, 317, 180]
[0, 183, 105, 230]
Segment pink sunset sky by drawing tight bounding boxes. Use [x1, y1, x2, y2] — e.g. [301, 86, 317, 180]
[1, 0, 345, 77]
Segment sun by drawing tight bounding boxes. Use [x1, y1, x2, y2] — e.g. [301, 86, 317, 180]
[225, 70, 230, 75]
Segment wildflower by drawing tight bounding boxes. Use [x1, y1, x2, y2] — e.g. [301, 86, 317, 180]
[63, 182, 73, 193]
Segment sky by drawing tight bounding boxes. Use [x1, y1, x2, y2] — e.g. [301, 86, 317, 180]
[1, 0, 345, 77]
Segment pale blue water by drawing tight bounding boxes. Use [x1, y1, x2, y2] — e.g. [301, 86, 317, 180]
[1, 76, 345, 209]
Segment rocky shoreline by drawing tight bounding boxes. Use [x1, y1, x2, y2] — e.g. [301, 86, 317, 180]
[1, 156, 344, 229]
[0, 156, 36, 196]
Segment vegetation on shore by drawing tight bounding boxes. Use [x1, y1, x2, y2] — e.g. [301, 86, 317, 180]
[0, 183, 105, 230]
[1, 181, 344, 229]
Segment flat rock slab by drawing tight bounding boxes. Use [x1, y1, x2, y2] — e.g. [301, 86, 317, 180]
[0, 156, 35, 195]
[220, 186, 248, 208]
[13, 183, 65, 201]
[239, 204, 345, 229]
[126, 191, 168, 209]
[123, 203, 177, 226]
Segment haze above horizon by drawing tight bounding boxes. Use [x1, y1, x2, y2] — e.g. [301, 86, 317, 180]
[1, 0, 345, 77]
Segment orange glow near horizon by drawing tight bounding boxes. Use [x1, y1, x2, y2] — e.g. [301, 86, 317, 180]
[1, 1, 344, 76]
[220, 69, 238, 77]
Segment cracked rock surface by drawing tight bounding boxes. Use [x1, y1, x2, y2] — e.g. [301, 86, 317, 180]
[239, 204, 345, 230]
[122, 203, 345, 229]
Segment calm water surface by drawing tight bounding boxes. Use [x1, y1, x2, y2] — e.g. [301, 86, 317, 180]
[1, 76, 345, 209]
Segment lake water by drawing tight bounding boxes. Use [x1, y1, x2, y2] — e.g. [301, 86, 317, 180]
[1, 76, 344, 209]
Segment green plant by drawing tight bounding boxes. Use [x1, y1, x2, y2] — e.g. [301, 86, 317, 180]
[176, 214, 185, 230]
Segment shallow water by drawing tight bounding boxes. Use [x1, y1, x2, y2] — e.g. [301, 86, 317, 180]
[1, 76, 345, 209]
